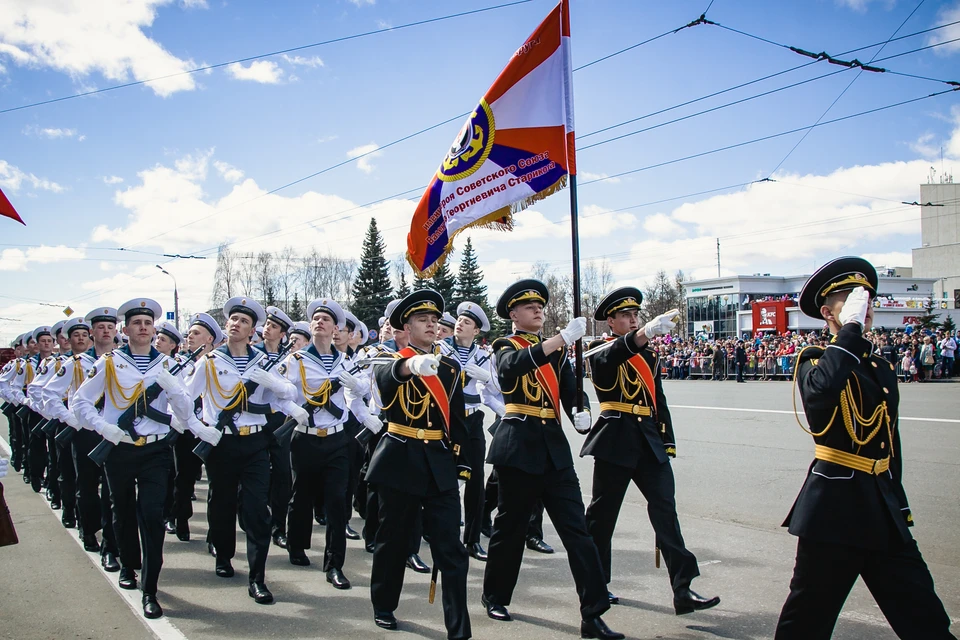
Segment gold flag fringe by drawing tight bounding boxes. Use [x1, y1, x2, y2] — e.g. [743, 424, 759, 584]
[408, 174, 568, 278]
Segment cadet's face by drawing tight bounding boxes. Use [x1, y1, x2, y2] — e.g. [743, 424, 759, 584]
[608, 309, 640, 335]
[455, 316, 480, 341]
[333, 325, 349, 346]
[821, 290, 875, 332]
[289, 333, 308, 351]
[37, 335, 55, 355]
[69, 329, 91, 353]
[226, 312, 254, 342]
[263, 319, 286, 342]
[311, 311, 335, 339]
[405, 313, 438, 348]
[27, 338, 37, 354]
[123, 315, 155, 348]
[510, 302, 544, 332]
[380, 324, 394, 341]
[155, 333, 177, 356]
[348, 329, 363, 347]
[56, 333, 69, 351]
[437, 324, 454, 339]
[186, 325, 214, 352]
[92, 321, 117, 346]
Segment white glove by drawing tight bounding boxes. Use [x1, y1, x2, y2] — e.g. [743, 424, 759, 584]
[573, 411, 592, 434]
[289, 404, 310, 426]
[559, 317, 588, 345]
[169, 417, 186, 434]
[63, 412, 80, 430]
[0, 458, 7, 479]
[338, 370, 363, 392]
[196, 425, 222, 446]
[838, 286, 870, 327]
[155, 369, 182, 393]
[100, 423, 125, 445]
[362, 413, 383, 434]
[464, 362, 491, 383]
[248, 367, 280, 391]
[408, 354, 440, 377]
[644, 309, 679, 337]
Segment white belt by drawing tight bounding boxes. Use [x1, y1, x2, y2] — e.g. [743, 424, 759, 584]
[119, 433, 165, 446]
[221, 425, 263, 436]
[296, 424, 343, 437]
[465, 406, 480, 416]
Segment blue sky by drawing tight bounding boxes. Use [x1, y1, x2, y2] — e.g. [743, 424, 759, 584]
[1, 0, 959, 342]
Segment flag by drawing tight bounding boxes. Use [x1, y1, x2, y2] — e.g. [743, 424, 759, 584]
[407, 0, 574, 276]
[0, 187, 25, 225]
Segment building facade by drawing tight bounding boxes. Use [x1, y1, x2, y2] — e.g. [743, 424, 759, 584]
[912, 178, 960, 309]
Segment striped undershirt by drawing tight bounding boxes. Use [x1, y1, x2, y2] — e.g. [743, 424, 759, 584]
[318, 353, 335, 372]
[454, 344, 472, 367]
[233, 355, 249, 374]
[131, 354, 152, 374]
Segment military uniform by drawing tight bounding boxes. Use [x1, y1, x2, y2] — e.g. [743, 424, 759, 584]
[366, 289, 472, 639]
[776, 257, 954, 639]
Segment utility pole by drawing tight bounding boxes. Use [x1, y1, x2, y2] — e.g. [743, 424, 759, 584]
[156, 265, 179, 331]
[716, 238, 721, 277]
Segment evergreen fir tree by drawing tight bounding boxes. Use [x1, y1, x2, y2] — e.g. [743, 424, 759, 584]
[412, 271, 430, 292]
[452, 238, 487, 309]
[289, 292, 303, 321]
[394, 270, 411, 298]
[351, 218, 393, 329]
[430, 258, 458, 311]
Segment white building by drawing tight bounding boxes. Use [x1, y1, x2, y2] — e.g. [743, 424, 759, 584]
[912, 176, 960, 309]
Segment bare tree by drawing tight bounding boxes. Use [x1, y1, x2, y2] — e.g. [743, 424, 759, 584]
[533, 261, 572, 337]
[210, 243, 236, 322]
[642, 269, 682, 322]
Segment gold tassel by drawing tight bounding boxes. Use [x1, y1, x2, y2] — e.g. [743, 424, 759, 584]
[655, 543, 661, 568]
[428, 567, 438, 604]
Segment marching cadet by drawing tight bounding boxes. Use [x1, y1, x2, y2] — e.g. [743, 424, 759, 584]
[366, 289, 472, 638]
[26, 325, 64, 507]
[54, 320, 70, 355]
[39, 317, 93, 531]
[278, 298, 379, 590]
[18, 326, 55, 493]
[182, 297, 295, 605]
[481, 279, 623, 640]
[443, 301, 498, 561]
[258, 305, 294, 550]
[437, 312, 456, 340]
[14, 333, 39, 482]
[0, 338, 22, 470]
[154, 321, 182, 358]
[167, 313, 223, 542]
[288, 322, 311, 351]
[342, 311, 370, 542]
[583, 288, 719, 612]
[72, 298, 201, 619]
[776, 257, 955, 639]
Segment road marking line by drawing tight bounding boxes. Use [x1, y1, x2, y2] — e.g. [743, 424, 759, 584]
[670, 405, 960, 424]
[0, 433, 189, 640]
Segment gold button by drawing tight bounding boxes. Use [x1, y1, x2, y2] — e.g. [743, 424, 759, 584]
[880, 441, 886, 449]
[541, 420, 546, 424]
[872, 362, 878, 368]
[430, 403, 434, 407]
[539, 408, 549, 418]
[889, 363, 894, 370]
[416, 428, 425, 439]
[427, 422, 432, 427]
[632, 405, 641, 415]
[883, 387, 889, 394]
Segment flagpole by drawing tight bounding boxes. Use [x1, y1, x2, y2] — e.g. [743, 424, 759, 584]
[569, 173, 584, 412]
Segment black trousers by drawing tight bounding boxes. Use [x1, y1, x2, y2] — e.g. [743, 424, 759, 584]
[364, 482, 423, 554]
[206, 430, 271, 583]
[5, 408, 22, 469]
[372, 483, 471, 639]
[461, 414, 486, 545]
[483, 463, 609, 619]
[47, 432, 61, 501]
[482, 469, 546, 540]
[55, 425, 76, 516]
[288, 430, 349, 571]
[267, 413, 292, 536]
[776, 536, 955, 639]
[104, 440, 171, 596]
[586, 456, 699, 592]
[344, 418, 365, 523]
[73, 430, 119, 553]
[170, 431, 202, 525]
[25, 411, 47, 492]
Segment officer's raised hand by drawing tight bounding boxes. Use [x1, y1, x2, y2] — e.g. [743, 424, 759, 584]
[643, 309, 679, 337]
[838, 286, 870, 327]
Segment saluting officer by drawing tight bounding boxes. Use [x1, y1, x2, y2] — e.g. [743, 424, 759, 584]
[583, 288, 719, 612]
[72, 298, 198, 619]
[366, 289, 472, 638]
[481, 279, 623, 640]
[182, 297, 295, 605]
[775, 257, 955, 639]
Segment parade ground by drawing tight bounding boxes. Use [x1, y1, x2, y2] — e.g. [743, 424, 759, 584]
[2, 378, 957, 640]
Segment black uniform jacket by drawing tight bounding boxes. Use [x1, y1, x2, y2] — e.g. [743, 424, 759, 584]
[580, 331, 676, 468]
[783, 322, 913, 550]
[487, 332, 583, 475]
[365, 345, 470, 497]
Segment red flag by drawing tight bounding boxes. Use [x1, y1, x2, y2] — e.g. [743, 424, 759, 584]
[0, 187, 25, 225]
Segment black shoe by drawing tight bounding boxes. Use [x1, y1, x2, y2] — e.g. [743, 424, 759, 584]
[469, 542, 488, 561]
[248, 582, 274, 604]
[481, 595, 511, 621]
[50, 499, 61, 510]
[480, 523, 492, 538]
[142, 594, 163, 619]
[289, 550, 310, 566]
[674, 588, 720, 615]
[164, 520, 176, 534]
[345, 524, 361, 540]
[326, 568, 351, 590]
[207, 542, 217, 558]
[526, 537, 554, 554]
[365, 541, 375, 554]
[61, 513, 76, 529]
[580, 615, 624, 639]
[23, 472, 30, 485]
[272, 531, 288, 549]
[374, 609, 398, 630]
[406, 553, 430, 573]
[315, 513, 326, 526]
[176, 520, 190, 542]
[45, 487, 53, 501]
[118, 567, 138, 590]
[102, 551, 120, 573]
[10, 457, 20, 472]
[215, 561, 235, 578]
[190, 492, 197, 501]
[607, 590, 619, 605]
[83, 535, 100, 553]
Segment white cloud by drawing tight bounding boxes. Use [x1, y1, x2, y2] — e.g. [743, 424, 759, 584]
[927, 2, 960, 55]
[346, 143, 382, 174]
[0, 0, 197, 97]
[861, 251, 912, 268]
[226, 60, 284, 83]
[0, 245, 85, 271]
[0, 159, 64, 193]
[22, 125, 83, 140]
[281, 54, 324, 68]
[642, 212, 687, 237]
[580, 171, 620, 184]
[835, 0, 894, 11]
[181, 0, 208, 7]
[213, 160, 244, 183]
[349, 0, 375, 6]
[102, 175, 124, 185]
[317, 135, 338, 144]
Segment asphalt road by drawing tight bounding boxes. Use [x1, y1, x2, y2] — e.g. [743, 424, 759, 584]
[1, 379, 957, 640]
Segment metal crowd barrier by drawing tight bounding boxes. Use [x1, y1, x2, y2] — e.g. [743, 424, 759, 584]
[678, 354, 798, 380]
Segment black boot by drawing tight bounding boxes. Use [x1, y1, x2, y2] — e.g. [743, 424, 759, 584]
[580, 615, 624, 639]
[674, 587, 720, 615]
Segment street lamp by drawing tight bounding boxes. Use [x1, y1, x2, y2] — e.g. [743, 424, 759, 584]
[156, 265, 179, 331]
